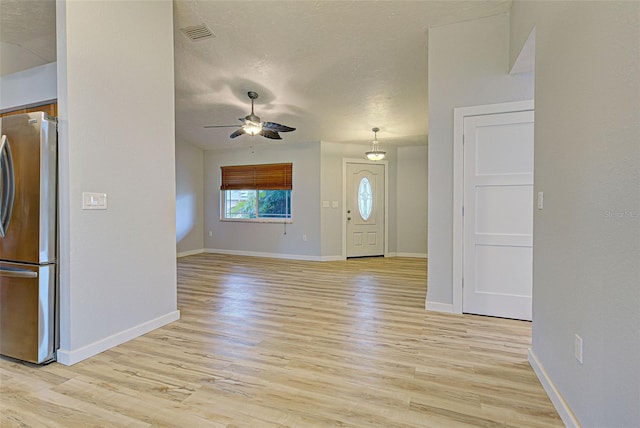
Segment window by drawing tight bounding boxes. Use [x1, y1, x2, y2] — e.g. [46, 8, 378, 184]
[358, 177, 373, 220]
[223, 189, 291, 220]
[220, 163, 292, 222]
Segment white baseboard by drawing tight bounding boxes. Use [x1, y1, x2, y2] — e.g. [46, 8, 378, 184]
[56, 310, 180, 366]
[395, 252, 428, 259]
[177, 249, 204, 258]
[320, 255, 345, 261]
[426, 301, 454, 313]
[198, 249, 427, 262]
[528, 349, 580, 427]
[204, 248, 326, 262]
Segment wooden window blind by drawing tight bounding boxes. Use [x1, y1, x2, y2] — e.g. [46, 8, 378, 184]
[220, 163, 292, 190]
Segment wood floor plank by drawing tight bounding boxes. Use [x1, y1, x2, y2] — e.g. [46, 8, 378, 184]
[0, 254, 562, 427]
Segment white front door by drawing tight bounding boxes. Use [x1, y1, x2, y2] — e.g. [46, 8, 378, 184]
[346, 162, 385, 258]
[462, 110, 534, 320]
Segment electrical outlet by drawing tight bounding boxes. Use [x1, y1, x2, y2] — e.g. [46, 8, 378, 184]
[574, 334, 583, 364]
[303, 234, 308, 241]
[208, 230, 213, 237]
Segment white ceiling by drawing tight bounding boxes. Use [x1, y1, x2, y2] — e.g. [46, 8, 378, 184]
[1, 0, 512, 150]
[0, 0, 56, 75]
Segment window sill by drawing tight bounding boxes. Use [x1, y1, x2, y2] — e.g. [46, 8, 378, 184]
[220, 218, 293, 224]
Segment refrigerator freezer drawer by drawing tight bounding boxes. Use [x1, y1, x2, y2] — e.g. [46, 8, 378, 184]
[0, 262, 56, 364]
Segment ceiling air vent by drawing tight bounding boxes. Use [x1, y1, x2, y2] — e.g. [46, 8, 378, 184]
[180, 24, 215, 42]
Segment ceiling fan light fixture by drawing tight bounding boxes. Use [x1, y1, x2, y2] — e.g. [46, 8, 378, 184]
[365, 127, 386, 161]
[204, 91, 295, 140]
[243, 92, 263, 135]
[244, 120, 263, 136]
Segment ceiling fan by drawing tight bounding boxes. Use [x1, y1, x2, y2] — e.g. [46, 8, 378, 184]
[204, 91, 296, 140]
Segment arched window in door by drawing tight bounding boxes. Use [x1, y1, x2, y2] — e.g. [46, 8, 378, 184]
[358, 177, 373, 221]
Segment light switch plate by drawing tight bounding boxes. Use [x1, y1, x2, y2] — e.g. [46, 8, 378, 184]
[574, 334, 583, 364]
[83, 192, 108, 210]
[537, 192, 544, 210]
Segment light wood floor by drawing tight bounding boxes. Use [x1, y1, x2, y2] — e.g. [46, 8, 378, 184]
[1, 254, 562, 427]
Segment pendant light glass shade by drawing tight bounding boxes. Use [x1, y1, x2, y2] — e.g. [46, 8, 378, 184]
[365, 127, 386, 161]
[243, 120, 263, 135]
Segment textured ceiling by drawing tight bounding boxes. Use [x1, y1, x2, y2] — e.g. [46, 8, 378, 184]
[174, 1, 511, 150]
[1, 0, 512, 150]
[0, 0, 56, 75]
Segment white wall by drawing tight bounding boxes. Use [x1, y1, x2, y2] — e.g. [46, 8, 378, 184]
[56, 0, 178, 365]
[511, 2, 640, 426]
[176, 140, 204, 256]
[0, 62, 57, 110]
[204, 142, 322, 259]
[426, 13, 534, 306]
[397, 145, 428, 257]
[201, 139, 425, 261]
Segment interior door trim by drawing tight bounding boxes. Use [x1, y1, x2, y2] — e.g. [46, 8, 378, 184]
[451, 100, 534, 314]
[342, 158, 389, 259]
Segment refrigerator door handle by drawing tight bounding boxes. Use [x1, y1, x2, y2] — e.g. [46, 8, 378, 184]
[0, 134, 16, 238]
[0, 268, 38, 279]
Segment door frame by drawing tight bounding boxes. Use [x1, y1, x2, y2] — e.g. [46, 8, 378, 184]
[342, 158, 389, 259]
[452, 100, 534, 314]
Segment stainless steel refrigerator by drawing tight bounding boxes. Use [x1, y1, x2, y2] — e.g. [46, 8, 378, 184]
[0, 112, 57, 364]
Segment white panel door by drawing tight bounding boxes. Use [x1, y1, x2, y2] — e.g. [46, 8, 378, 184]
[346, 163, 385, 258]
[463, 110, 534, 320]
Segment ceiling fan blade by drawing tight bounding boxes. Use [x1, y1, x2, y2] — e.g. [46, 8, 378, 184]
[260, 129, 282, 140]
[262, 122, 295, 133]
[205, 117, 246, 129]
[230, 128, 246, 139]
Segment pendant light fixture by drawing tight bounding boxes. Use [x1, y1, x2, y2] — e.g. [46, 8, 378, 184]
[365, 127, 386, 161]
